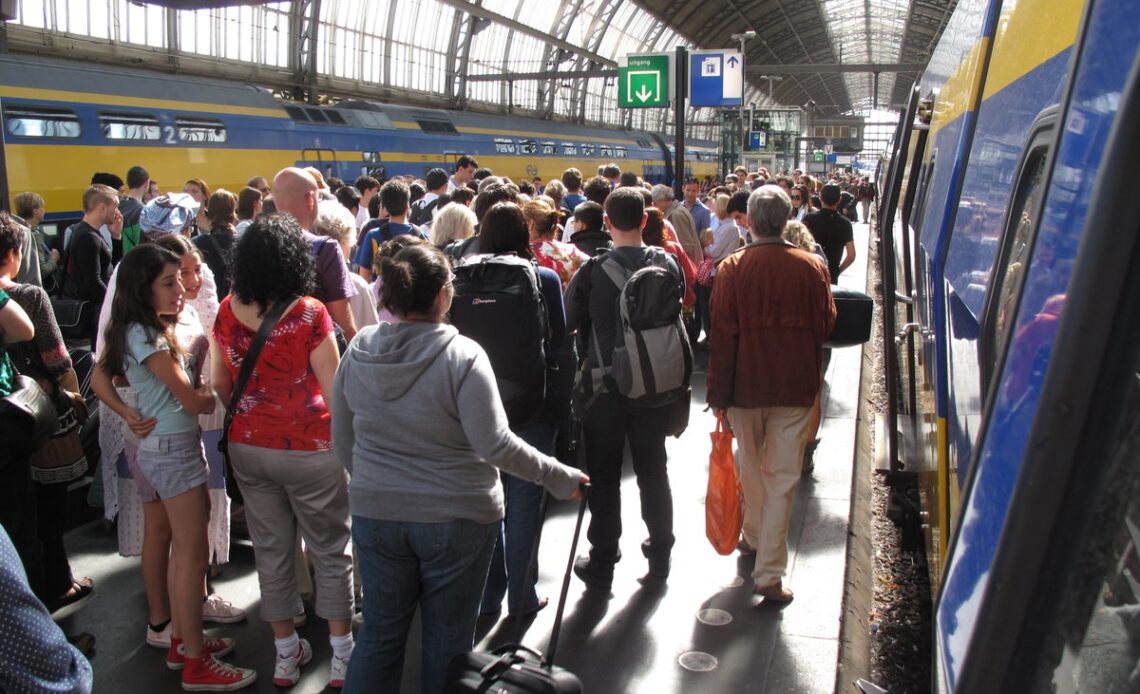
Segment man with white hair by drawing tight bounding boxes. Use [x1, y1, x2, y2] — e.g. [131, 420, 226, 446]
[707, 184, 835, 604]
[273, 167, 358, 342]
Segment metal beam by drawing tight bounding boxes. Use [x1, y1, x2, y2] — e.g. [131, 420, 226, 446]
[748, 63, 925, 74]
[466, 69, 617, 82]
[432, 0, 616, 68]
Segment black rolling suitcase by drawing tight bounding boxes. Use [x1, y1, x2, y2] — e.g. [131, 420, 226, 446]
[824, 285, 874, 348]
[444, 486, 589, 693]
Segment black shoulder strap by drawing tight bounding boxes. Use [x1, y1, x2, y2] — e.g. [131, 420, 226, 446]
[222, 298, 295, 436]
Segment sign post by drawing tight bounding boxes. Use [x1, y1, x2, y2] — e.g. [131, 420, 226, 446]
[618, 54, 671, 108]
[674, 45, 687, 197]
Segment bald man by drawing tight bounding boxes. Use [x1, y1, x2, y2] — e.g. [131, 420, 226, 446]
[273, 167, 358, 342]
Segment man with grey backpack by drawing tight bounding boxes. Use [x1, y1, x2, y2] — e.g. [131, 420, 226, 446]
[565, 187, 692, 590]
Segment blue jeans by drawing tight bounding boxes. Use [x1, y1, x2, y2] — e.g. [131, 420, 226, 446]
[480, 418, 553, 616]
[345, 515, 498, 694]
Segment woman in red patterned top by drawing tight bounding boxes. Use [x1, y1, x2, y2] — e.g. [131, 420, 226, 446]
[210, 216, 354, 688]
[643, 208, 697, 307]
[524, 200, 589, 292]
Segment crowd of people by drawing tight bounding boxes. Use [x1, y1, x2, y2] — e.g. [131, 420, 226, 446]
[0, 157, 864, 693]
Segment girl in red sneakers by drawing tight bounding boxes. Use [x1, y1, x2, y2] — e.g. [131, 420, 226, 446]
[92, 245, 256, 691]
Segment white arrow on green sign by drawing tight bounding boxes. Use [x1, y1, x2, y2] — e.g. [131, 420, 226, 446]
[618, 53, 670, 108]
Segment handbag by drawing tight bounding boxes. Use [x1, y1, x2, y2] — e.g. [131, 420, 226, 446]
[50, 297, 93, 340]
[825, 285, 874, 348]
[218, 298, 295, 505]
[705, 413, 743, 555]
[0, 374, 58, 454]
[30, 389, 89, 483]
[696, 256, 716, 287]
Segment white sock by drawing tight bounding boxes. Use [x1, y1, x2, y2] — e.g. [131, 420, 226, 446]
[275, 632, 300, 659]
[330, 632, 354, 659]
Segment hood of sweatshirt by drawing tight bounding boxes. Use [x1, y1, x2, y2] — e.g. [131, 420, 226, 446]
[342, 321, 457, 401]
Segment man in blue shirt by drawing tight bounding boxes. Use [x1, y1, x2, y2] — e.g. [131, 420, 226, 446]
[355, 179, 426, 281]
[682, 178, 712, 234]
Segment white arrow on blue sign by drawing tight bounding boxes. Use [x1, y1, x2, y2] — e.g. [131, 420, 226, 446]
[689, 50, 743, 107]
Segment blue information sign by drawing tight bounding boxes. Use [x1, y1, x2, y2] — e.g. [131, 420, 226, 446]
[748, 131, 767, 149]
[688, 50, 744, 107]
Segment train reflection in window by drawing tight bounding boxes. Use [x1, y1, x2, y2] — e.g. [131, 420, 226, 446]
[176, 117, 227, 143]
[3, 106, 81, 138]
[100, 112, 160, 141]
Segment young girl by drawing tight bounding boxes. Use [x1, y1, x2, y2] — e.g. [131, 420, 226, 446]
[92, 244, 256, 691]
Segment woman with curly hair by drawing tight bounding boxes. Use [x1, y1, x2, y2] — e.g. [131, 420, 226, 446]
[210, 215, 354, 688]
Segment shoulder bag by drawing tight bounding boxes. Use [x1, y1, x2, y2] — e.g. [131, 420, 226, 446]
[1, 374, 58, 457]
[218, 298, 295, 504]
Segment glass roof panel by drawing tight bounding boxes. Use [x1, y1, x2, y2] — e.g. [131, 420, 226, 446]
[820, 0, 910, 110]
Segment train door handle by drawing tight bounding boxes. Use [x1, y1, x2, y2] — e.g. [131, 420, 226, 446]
[895, 322, 922, 345]
[894, 291, 914, 304]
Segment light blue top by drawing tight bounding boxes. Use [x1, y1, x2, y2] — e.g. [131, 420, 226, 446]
[125, 322, 197, 437]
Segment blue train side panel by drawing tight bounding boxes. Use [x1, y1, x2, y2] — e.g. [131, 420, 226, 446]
[936, 0, 1140, 689]
[942, 47, 1072, 493]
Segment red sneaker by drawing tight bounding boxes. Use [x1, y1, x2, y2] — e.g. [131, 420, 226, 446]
[181, 653, 257, 691]
[166, 636, 236, 671]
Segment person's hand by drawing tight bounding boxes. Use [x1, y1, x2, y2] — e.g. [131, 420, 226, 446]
[124, 409, 157, 438]
[713, 407, 728, 421]
[49, 249, 60, 263]
[109, 209, 124, 239]
[568, 475, 591, 500]
[197, 386, 216, 415]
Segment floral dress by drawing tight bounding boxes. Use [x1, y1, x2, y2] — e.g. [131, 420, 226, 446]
[531, 239, 590, 291]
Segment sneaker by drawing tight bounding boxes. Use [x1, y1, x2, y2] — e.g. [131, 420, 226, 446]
[329, 652, 350, 689]
[273, 638, 313, 687]
[640, 540, 671, 579]
[147, 622, 173, 649]
[202, 594, 246, 624]
[181, 653, 257, 691]
[167, 636, 236, 670]
[572, 556, 613, 590]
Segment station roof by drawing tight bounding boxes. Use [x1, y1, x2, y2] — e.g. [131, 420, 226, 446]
[4, 0, 957, 127]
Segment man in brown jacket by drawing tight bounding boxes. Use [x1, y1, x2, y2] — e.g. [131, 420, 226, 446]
[707, 184, 835, 603]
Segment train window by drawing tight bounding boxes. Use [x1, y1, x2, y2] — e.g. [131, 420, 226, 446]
[615, 146, 628, 158]
[582, 144, 596, 156]
[416, 119, 458, 134]
[305, 108, 329, 124]
[494, 138, 517, 154]
[3, 106, 80, 138]
[326, 111, 346, 125]
[599, 145, 614, 157]
[541, 142, 557, 155]
[986, 145, 1048, 381]
[361, 152, 382, 163]
[99, 112, 160, 141]
[518, 140, 537, 154]
[284, 105, 309, 122]
[355, 110, 394, 130]
[176, 117, 227, 143]
[561, 142, 578, 156]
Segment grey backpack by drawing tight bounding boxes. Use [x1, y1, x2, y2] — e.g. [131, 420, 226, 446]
[584, 249, 692, 407]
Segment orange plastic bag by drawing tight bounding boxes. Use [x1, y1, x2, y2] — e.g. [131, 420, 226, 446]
[705, 413, 743, 555]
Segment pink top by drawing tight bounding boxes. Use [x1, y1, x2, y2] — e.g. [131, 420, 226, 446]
[213, 296, 334, 451]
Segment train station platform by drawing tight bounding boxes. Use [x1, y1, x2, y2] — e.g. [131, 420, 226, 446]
[58, 220, 870, 693]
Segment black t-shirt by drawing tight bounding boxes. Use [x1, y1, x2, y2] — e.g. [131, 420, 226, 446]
[803, 209, 853, 281]
[65, 221, 111, 302]
[192, 231, 236, 297]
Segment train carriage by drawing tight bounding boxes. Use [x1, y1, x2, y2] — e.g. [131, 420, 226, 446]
[879, 0, 1140, 689]
[0, 53, 717, 229]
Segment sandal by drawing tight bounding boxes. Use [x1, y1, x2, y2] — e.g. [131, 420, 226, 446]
[50, 577, 95, 619]
[753, 580, 794, 604]
[510, 596, 549, 619]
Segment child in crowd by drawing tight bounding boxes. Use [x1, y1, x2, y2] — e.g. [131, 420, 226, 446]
[92, 244, 256, 691]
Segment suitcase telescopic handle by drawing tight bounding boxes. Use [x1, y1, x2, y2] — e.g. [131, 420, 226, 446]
[545, 483, 590, 668]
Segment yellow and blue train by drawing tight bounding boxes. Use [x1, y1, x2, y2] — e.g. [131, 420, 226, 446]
[879, 0, 1140, 688]
[0, 53, 719, 223]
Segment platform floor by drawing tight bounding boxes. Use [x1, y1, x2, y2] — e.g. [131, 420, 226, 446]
[60, 221, 868, 693]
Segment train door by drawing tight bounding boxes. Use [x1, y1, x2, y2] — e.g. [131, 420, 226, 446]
[295, 148, 338, 182]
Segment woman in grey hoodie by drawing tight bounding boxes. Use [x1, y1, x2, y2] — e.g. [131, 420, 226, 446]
[330, 244, 586, 694]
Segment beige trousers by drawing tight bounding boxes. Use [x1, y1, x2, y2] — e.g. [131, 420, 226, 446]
[728, 406, 812, 586]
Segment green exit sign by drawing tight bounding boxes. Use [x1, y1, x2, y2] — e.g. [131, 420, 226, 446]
[618, 53, 670, 108]
[811, 151, 825, 163]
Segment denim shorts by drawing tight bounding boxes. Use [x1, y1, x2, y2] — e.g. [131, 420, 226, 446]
[135, 431, 208, 500]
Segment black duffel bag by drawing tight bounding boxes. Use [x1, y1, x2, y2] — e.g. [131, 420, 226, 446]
[824, 285, 873, 348]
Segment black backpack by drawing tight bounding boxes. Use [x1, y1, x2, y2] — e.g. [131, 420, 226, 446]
[449, 254, 550, 429]
[409, 198, 439, 227]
